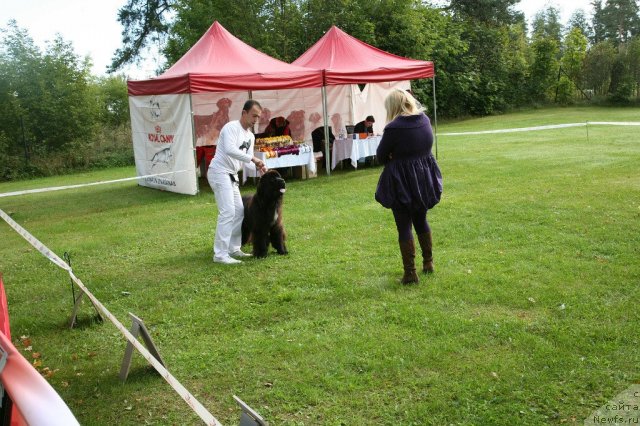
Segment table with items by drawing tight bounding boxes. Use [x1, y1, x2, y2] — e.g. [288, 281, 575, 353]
[331, 134, 382, 170]
[242, 135, 316, 183]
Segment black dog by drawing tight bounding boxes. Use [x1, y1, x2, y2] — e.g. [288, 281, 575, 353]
[241, 170, 288, 258]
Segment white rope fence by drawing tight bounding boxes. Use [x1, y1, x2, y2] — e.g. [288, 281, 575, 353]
[0, 170, 189, 198]
[438, 121, 640, 136]
[0, 208, 222, 426]
[0, 123, 638, 199]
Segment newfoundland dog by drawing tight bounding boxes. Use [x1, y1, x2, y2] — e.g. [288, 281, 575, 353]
[241, 170, 288, 258]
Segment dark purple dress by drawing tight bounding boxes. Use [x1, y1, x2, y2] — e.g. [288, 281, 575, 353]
[375, 113, 442, 211]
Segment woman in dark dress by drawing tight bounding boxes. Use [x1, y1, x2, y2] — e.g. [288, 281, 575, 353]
[375, 89, 443, 284]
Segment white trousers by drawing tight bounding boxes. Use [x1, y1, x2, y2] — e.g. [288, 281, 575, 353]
[208, 170, 244, 258]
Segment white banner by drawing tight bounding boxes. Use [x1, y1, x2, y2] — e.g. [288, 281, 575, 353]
[129, 94, 198, 195]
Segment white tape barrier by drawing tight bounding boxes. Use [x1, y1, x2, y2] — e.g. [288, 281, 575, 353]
[0, 170, 190, 198]
[2, 122, 637, 198]
[438, 121, 640, 136]
[0, 209, 70, 271]
[0, 208, 221, 426]
[588, 121, 640, 126]
[67, 272, 221, 426]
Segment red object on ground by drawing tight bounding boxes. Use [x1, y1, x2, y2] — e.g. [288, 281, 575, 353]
[293, 26, 435, 85]
[0, 275, 79, 425]
[0, 273, 10, 340]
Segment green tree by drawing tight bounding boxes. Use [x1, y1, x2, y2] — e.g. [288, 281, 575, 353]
[531, 6, 563, 48]
[561, 27, 588, 86]
[528, 37, 559, 102]
[557, 26, 588, 103]
[583, 40, 616, 95]
[608, 39, 639, 101]
[445, 0, 525, 114]
[556, 75, 574, 104]
[0, 21, 39, 169]
[503, 21, 530, 106]
[109, 0, 174, 72]
[591, 0, 607, 44]
[35, 36, 98, 152]
[409, 5, 468, 117]
[628, 35, 640, 97]
[600, 0, 640, 45]
[566, 9, 592, 40]
[364, 0, 430, 59]
[260, 0, 306, 61]
[302, 0, 376, 50]
[94, 75, 130, 127]
[164, 0, 309, 64]
[0, 21, 104, 178]
[446, 0, 523, 25]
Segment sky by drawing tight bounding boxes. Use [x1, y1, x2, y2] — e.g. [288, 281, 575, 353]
[4, 0, 594, 80]
[3, 0, 161, 79]
[513, 0, 593, 24]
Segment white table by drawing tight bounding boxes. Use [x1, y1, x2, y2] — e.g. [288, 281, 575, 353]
[242, 150, 316, 183]
[331, 136, 382, 170]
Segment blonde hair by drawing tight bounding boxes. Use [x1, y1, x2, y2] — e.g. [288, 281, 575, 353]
[385, 89, 419, 123]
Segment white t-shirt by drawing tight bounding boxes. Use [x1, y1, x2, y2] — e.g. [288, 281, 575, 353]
[208, 120, 254, 176]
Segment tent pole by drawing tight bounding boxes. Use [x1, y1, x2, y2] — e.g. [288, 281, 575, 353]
[322, 86, 331, 175]
[248, 90, 254, 133]
[188, 93, 200, 195]
[432, 76, 438, 160]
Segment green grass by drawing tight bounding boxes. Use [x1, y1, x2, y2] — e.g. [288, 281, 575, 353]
[1, 106, 639, 425]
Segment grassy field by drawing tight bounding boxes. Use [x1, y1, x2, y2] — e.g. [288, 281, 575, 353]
[0, 106, 639, 425]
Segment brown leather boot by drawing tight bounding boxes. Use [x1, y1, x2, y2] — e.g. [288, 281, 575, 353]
[399, 239, 419, 284]
[417, 232, 434, 273]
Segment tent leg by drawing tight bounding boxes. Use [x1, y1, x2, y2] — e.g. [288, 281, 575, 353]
[188, 93, 200, 194]
[321, 86, 331, 175]
[432, 77, 438, 159]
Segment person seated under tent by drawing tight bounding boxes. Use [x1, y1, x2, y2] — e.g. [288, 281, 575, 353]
[312, 125, 340, 169]
[257, 116, 291, 138]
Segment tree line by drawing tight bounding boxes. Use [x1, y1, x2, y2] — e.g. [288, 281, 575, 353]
[1, 0, 639, 180]
[0, 22, 130, 180]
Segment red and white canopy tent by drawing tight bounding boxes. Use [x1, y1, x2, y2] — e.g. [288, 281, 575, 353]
[127, 21, 324, 195]
[128, 22, 322, 96]
[293, 26, 436, 173]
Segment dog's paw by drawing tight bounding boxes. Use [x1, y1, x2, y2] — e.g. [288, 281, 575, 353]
[277, 249, 288, 255]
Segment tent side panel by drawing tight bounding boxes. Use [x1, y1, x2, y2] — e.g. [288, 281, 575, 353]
[325, 85, 355, 136]
[129, 94, 198, 195]
[192, 91, 251, 146]
[352, 81, 411, 129]
[251, 88, 327, 143]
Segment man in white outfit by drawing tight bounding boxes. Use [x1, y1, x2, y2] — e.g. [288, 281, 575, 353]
[208, 100, 267, 264]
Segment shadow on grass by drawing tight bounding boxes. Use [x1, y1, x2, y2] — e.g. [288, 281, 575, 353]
[116, 365, 162, 385]
[62, 313, 104, 331]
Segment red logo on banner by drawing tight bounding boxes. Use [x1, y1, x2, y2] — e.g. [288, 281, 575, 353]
[148, 125, 174, 144]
